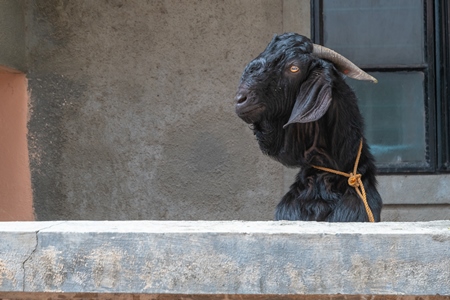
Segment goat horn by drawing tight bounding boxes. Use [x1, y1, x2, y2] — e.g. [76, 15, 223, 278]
[312, 44, 377, 83]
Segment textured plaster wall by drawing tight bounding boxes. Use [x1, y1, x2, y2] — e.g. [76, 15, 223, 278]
[24, 0, 308, 220]
[0, 0, 26, 71]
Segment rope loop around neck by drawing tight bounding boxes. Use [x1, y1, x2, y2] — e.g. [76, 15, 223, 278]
[312, 139, 375, 222]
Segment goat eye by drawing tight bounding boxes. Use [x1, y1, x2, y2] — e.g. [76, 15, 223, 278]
[289, 66, 300, 73]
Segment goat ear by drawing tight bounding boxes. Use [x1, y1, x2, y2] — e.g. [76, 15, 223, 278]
[284, 69, 332, 127]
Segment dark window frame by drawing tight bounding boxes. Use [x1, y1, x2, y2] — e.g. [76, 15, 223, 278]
[435, 0, 450, 171]
[311, 0, 450, 174]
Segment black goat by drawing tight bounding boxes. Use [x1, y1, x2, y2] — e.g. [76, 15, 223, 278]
[234, 33, 382, 222]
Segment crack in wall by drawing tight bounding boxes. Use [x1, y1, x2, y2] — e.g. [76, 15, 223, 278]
[21, 231, 37, 292]
[21, 222, 67, 291]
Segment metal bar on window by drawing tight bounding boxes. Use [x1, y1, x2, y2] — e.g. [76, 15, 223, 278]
[359, 64, 428, 72]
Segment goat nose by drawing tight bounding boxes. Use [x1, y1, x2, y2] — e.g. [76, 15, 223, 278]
[235, 93, 247, 105]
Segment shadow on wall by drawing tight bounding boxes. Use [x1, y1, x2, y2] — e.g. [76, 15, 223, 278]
[0, 66, 33, 221]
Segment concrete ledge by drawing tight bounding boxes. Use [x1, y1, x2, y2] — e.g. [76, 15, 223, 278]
[0, 221, 449, 297]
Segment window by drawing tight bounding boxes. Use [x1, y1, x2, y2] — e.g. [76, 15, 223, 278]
[312, 0, 450, 173]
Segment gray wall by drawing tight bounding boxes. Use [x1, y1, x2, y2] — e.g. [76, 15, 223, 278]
[0, 0, 448, 221]
[22, 0, 310, 220]
[0, 0, 26, 71]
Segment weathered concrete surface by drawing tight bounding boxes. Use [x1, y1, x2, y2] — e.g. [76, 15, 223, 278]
[0, 221, 449, 296]
[0, 0, 26, 72]
[375, 175, 450, 221]
[378, 175, 450, 205]
[282, 0, 310, 35]
[0, 222, 65, 291]
[22, 0, 305, 221]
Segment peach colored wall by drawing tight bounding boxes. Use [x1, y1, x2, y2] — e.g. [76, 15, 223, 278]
[0, 67, 33, 220]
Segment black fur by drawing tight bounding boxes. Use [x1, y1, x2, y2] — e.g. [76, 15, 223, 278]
[235, 33, 382, 222]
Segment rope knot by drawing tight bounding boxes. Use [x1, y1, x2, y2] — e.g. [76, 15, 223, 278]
[348, 173, 361, 188]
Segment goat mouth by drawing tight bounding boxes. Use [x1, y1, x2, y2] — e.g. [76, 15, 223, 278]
[235, 104, 266, 124]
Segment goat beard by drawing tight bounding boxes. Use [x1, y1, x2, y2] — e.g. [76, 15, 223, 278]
[251, 119, 285, 158]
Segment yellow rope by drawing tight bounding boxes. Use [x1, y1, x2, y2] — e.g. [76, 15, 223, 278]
[312, 139, 375, 222]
